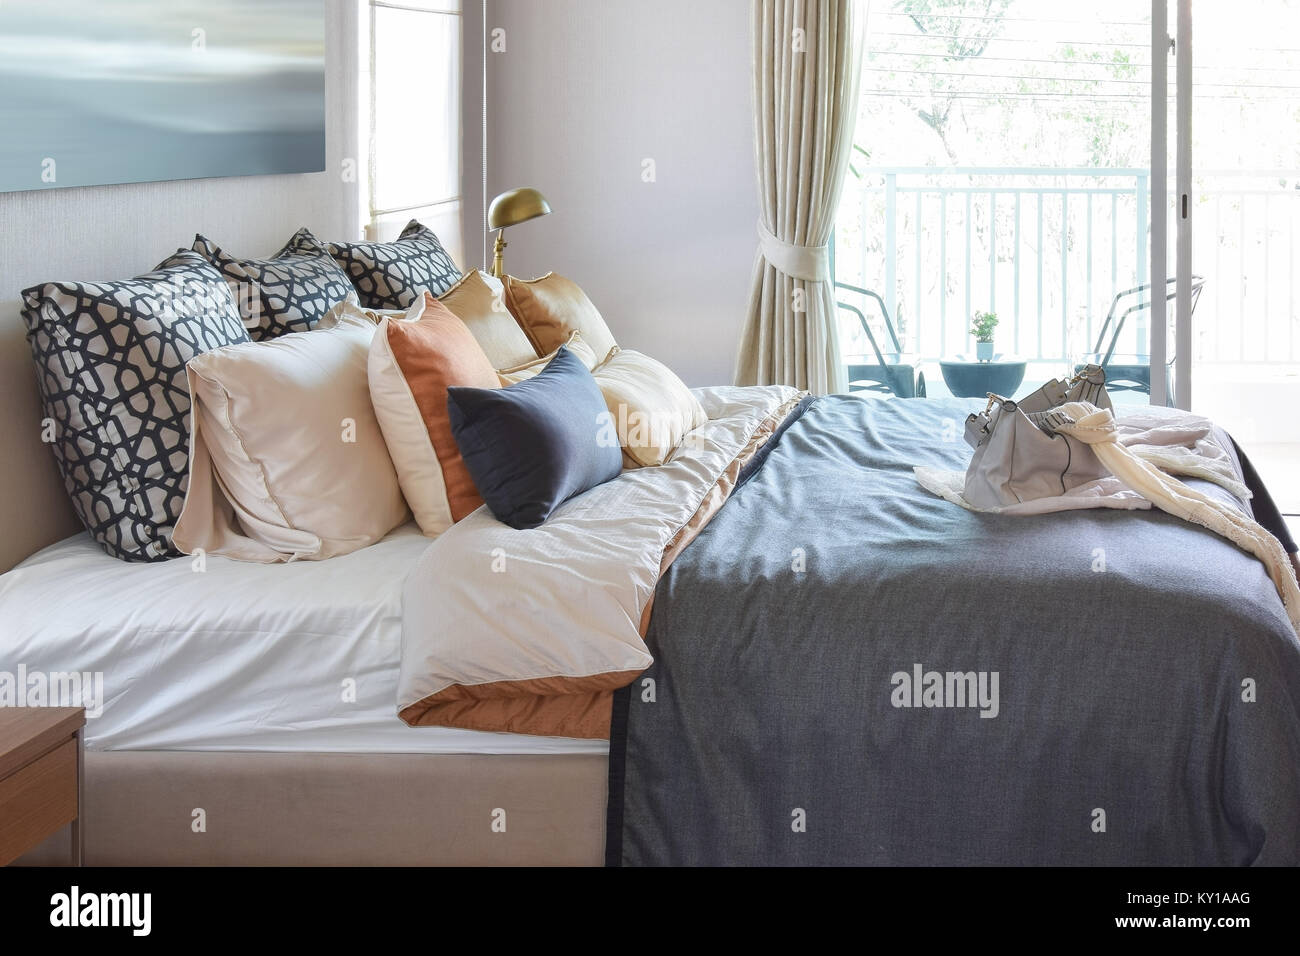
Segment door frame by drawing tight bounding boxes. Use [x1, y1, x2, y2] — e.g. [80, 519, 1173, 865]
[1174, 0, 1194, 410]
[1150, 0, 1170, 406]
[1151, 0, 1194, 410]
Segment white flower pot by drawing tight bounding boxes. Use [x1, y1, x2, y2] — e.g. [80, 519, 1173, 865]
[976, 342, 994, 362]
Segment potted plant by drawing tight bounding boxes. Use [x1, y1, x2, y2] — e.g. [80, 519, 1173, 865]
[971, 311, 998, 362]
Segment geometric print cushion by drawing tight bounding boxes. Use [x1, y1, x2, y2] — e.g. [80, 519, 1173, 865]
[20, 251, 251, 562]
[188, 228, 358, 341]
[327, 219, 461, 310]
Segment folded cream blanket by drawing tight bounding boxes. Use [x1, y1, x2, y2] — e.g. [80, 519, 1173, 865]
[917, 403, 1300, 633]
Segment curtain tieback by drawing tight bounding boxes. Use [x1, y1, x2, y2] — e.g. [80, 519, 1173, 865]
[757, 220, 830, 282]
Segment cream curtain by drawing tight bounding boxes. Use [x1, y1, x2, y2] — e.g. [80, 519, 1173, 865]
[735, 0, 867, 394]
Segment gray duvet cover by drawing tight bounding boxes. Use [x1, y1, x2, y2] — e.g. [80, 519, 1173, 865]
[607, 395, 1300, 865]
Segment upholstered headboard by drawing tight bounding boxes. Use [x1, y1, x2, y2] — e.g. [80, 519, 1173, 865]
[0, 213, 357, 574]
[0, 308, 81, 572]
[0, 210, 354, 574]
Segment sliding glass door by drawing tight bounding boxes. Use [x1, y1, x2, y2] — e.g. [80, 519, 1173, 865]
[1179, 0, 1300, 513]
[835, 1, 1160, 401]
[837, 1, 1297, 521]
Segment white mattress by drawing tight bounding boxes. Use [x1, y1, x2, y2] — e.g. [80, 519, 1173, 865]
[0, 524, 606, 755]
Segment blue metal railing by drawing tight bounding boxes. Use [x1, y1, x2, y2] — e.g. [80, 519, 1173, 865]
[836, 166, 1300, 366]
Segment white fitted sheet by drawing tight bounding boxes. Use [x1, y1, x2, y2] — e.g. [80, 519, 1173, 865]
[0, 524, 606, 755]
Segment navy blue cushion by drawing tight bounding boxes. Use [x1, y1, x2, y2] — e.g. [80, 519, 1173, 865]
[447, 346, 623, 529]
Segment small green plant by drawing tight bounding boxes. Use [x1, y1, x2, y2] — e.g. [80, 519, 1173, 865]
[970, 311, 999, 343]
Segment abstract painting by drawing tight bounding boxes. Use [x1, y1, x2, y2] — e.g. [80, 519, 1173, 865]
[0, 0, 325, 193]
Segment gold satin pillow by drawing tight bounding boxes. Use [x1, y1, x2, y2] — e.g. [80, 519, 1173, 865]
[438, 270, 539, 369]
[591, 349, 708, 468]
[496, 330, 598, 385]
[503, 272, 618, 363]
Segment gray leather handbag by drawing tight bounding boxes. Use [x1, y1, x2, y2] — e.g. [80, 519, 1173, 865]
[962, 365, 1113, 508]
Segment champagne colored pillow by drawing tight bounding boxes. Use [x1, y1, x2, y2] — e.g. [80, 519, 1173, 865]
[173, 314, 410, 563]
[496, 330, 598, 385]
[317, 295, 425, 330]
[591, 349, 708, 468]
[438, 270, 539, 369]
[369, 292, 501, 535]
[503, 272, 618, 362]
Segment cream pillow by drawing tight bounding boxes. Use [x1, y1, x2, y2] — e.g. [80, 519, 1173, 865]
[317, 295, 424, 330]
[173, 314, 410, 562]
[496, 330, 598, 385]
[438, 270, 539, 368]
[591, 349, 708, 467]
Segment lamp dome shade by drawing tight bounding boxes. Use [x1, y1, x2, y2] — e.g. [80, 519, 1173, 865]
[488, 187, 552, 230]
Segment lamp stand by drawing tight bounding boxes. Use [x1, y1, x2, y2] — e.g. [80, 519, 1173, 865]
[491, 229, 507, 278]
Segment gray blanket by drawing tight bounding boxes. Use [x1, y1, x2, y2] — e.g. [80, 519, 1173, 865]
[607, 395, 1300, 865]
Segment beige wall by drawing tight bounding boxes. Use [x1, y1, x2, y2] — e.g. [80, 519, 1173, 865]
[0, 1, 362, 572]
[479, 0, 756, 388]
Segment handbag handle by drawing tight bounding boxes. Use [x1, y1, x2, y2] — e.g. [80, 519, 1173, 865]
[964, 392, 1015, 448]
[981, 392, 1012, 415]
[966, 364, 1107, 449]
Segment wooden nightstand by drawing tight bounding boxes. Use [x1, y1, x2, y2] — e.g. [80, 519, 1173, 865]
[0, 707, 85, 866]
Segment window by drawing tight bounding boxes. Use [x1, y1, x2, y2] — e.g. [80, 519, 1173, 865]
[362, 0, 463, 264]
[835, 0, 1300, 513]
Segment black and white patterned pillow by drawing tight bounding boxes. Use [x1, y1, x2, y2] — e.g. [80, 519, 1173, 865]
[328, 220, 461, 310]
[190, 228, 357, 341]
[21, 252, 250, 562]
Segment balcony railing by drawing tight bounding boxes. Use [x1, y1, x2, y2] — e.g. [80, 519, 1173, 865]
[834, 166, 1300, 366]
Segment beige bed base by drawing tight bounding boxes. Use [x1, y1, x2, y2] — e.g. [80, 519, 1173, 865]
[20, 750, 608, 866]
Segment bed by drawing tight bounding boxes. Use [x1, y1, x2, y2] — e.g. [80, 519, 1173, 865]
[5, 386, 1299, 866]
[390, 388, 1300, 866]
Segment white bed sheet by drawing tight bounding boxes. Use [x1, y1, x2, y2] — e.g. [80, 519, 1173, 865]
[0, 524, 606, 755]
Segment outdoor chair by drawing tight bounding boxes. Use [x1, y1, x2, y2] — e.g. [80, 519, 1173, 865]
[835, 282, 925, 398]
[1076, 276, 1204, 405]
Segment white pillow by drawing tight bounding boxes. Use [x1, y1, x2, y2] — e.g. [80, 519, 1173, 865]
[173, 314, 410, 562]
[591, 349, 708, 467]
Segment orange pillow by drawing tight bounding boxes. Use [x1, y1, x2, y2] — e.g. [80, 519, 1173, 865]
[503, 272, 618, 363]
[368, 292, 501, 533]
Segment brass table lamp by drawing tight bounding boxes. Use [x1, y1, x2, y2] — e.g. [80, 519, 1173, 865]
[488, 187, 551, 277]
